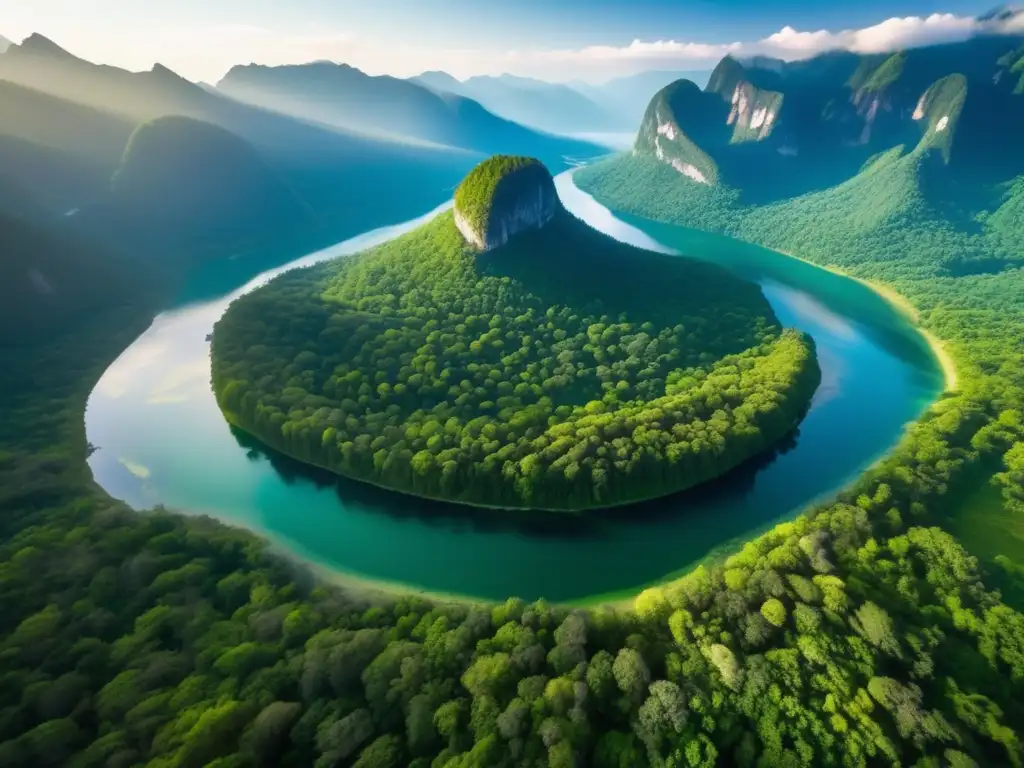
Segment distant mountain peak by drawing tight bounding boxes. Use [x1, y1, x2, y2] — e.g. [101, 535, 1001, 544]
[419, 69, 459, 81]
[15, 33, 77, 59]
[976, 4, 1023, 23]
[150, 63, 186, 80]
[0, 35, 11, 54]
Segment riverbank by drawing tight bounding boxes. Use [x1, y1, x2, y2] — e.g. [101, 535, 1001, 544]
[776, 249, 958, 393]
[87, 172, 946, 608]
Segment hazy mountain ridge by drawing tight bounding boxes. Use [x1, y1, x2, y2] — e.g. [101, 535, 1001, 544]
[92, 116, 316, 254]
[218, 61, 605, 164]
[0, 34, 471, 162]
[0, 34, 479, 276]
[573, 69, 713, 127]
[411, 70, 623, 134]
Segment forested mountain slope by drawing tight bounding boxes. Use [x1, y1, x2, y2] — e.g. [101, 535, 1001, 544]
[74, 116, 317, 257]
[218, 63, 604, 165]
[0, 213, 148, 345]
[630, 35, 1024, 203]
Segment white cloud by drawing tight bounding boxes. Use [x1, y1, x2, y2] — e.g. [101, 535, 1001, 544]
[356, 10, 1024, 82]
[547, 11, 1022, 76]
[553, 39, 742, 62]
[3, 8, 1021, 83]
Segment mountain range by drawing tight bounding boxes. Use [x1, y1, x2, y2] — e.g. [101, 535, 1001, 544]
[632, 35, 1024, 204]
[0, 35, 485, 276]
[410, 69, 712, 136]
[571, 69, 713, 127]
[412, 71, 622, 135]
[216, 62, 604, 163]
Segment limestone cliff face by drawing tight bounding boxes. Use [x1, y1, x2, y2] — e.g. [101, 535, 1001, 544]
[453, 158, 559, 251]
[634, 80, 721, 185]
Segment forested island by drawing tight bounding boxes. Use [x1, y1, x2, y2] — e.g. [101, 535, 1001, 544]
[211, 156, 819, 510]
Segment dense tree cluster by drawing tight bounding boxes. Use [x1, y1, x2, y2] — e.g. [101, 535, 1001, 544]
[212, 209, 819, 509]
[2, 297, 1024, 767]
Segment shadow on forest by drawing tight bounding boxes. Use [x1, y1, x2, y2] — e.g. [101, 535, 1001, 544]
[228, 423, 803, 541]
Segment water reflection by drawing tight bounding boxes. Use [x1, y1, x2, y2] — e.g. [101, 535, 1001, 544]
[227, 422, 798, 541]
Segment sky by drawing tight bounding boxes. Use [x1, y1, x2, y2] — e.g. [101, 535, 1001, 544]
[2, 1, 1021, 84]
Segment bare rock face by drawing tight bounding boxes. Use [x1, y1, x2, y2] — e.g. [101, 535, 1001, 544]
[453, 156, 559, 251]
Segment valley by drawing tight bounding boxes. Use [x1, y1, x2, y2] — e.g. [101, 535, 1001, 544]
[1, 17, 1024, 768]
[85, 171, 939, 601]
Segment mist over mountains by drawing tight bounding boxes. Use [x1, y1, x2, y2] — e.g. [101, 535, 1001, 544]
[0, 35, 477, 271]
[412, 71, 624, 134]
[217, 62, 605, 162]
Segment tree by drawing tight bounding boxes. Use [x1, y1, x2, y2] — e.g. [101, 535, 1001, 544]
[760, 599, 787, 628]
[851, 602, 901, 658]
[243, 701, 301, 766]
[352, 734, 403, 768]
[316, 709, 375, 763]
[706, 644, 743, 691]
[613, 648, 650, 704]
[637, 680, 687, 757]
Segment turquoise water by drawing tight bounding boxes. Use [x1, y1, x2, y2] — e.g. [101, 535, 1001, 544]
[85, 171, 942, 603]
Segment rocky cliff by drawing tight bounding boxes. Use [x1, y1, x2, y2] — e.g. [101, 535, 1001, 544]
[453, 155, 559, 251]
[631, 37, 1024, 199]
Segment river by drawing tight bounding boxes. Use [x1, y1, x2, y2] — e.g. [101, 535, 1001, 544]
[84, 171, 942, 603]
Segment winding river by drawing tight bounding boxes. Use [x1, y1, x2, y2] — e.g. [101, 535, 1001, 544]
[85, 171, 942, 603]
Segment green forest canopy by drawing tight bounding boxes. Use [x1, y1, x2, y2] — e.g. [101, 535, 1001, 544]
[211, 205, 819, 510]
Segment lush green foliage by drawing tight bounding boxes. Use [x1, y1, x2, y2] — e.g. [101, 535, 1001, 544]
[452, 155, 543, 235]
[4, 35, 1024, 768]
[212, 209, 818, 509]
[2, 299, 1024, 767]
[576, 128, 1024, 575]
[858, 52, 907, 93]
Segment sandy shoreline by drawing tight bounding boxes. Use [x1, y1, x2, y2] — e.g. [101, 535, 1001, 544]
[776, 249, 959, 393]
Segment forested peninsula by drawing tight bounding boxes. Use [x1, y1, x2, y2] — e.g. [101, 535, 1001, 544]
[211, 157, 820, 510]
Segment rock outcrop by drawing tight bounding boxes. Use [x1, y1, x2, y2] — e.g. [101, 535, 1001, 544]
[453, 155, 559, 251]
[634, 80, 724, 185]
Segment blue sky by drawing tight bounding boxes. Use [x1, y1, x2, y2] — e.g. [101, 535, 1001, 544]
[1, 1, 1016, 83]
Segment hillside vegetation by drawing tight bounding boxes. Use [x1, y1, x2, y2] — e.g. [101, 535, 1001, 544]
[452, 156, 543, 234]
[0, 214, 150, 345]
[211, 186, 818, 510]
[96, 116, 315, 254]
